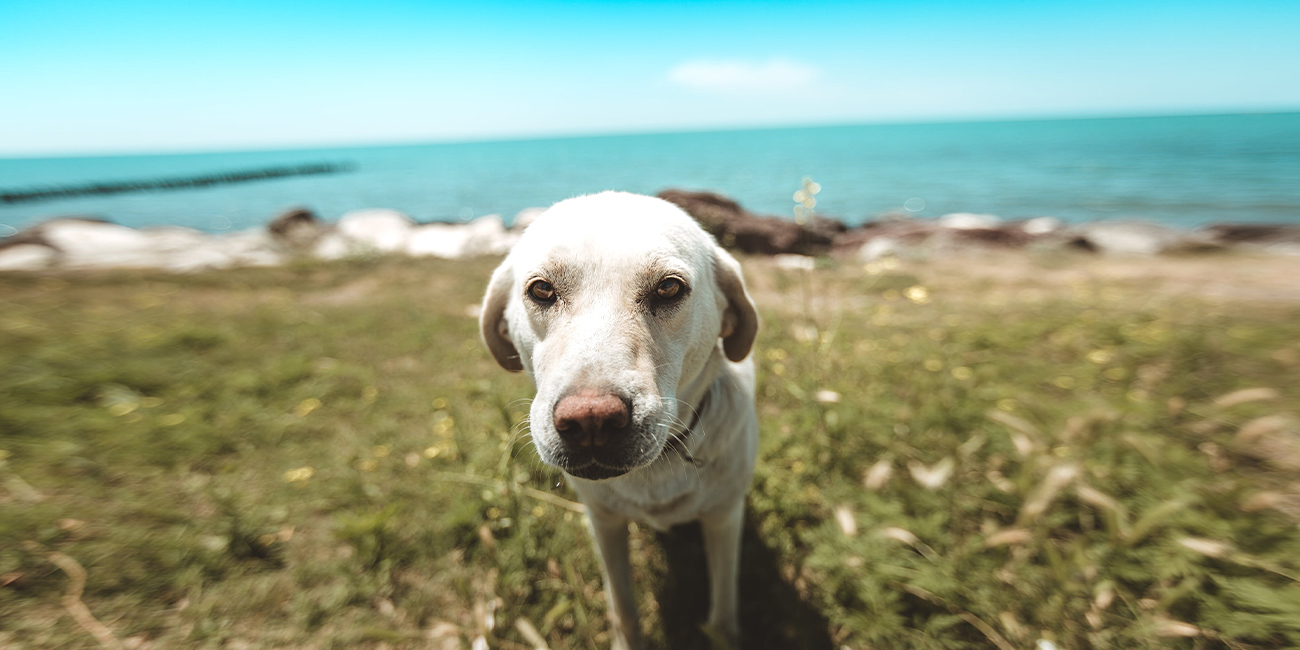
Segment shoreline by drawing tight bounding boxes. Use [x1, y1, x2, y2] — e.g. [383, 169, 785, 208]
[1, 189, 1298, 273]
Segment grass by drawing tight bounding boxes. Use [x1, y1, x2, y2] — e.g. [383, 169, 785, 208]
[1, 252, 1298, 649]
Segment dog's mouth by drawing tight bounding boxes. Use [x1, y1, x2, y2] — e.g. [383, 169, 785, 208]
[563, 460, 635, 480]
[540, 427, 666, 481]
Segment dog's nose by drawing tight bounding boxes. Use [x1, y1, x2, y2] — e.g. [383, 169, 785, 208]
[553, 389, 631, 448]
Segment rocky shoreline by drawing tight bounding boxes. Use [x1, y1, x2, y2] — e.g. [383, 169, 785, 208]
[658, 190, 1300, 260]
[2, 189, 1298, 272]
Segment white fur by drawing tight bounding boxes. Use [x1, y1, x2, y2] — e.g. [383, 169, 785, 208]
[480, 191, 760, 648]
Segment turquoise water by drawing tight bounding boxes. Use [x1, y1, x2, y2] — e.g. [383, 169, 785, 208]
[2, 112, 1298, 235]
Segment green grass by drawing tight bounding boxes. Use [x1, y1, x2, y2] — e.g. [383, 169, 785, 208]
[1, 254, 1298, 649]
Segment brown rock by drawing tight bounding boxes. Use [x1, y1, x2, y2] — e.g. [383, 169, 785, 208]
[267, 207, 326, 249]
[948, 227, 1036, 247]
[1198, 223, 1300, 244]
[828, 220, 941, 255]
[657, 189, 846, 255]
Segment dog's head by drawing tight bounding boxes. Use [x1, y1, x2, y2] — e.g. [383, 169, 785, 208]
[480, 191, 758, 480]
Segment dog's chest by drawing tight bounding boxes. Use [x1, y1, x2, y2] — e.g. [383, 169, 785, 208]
[575, 456, 717, 530]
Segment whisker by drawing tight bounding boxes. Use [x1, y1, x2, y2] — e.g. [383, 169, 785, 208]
[508, 432, 536, 462]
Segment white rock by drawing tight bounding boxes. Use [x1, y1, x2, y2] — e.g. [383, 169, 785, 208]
[1264, 242, 1300, 257]
[140, 226, 213, 252]
[774, 254, 816, 271]
[312, 231, 358, 260]
[857, 237, 900, 262]
[1077, 221, 1180, 255]
[41, 220, 158, 268]
[163, 246, 235, 273]
[0, 244, 57, 271]
[1022, 217, 1064, 235]
[407, 215, 516, 259]
[40, 219, 148, 253]
[511, 207, 547, 232]
[461, 214, 516, 256]
[13, 220, 286, 271]
[214, 229, 279, 264]
[336, 209, 416, 253]
[152, 229, 282, 271]
[219, 235, 282, 266]
[237, 250, 284, 267]
[938, 213, 1001, 230]
[138, 227, 230, 271]
[406, 223, 473, 258]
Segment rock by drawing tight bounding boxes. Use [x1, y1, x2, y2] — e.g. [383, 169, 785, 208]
[857, 237, 901, 262]
[838, 216, 1060, 259]
[407, 215, 517, 259]
[773, 254, 816, 271]
[40, 218, 146, 251]
[42, 221, 277, 271]
[201, 230, 281, 269]
[1070, 221, 1182, 255]
[407, 223, 472, 258]
[0, 244, 57, 271]
[40, 218, 166, 268]
[511, 207, 546, 232]
[460, 215, 515, 256]
[1198, 223, 1300, 244]
[142, 227, 236, 271]
[230, 248, 282, 267]
[312, 231, 357, 260]
[336, 209, 416, 253]
[658, 189, 747, 234]
[215, 229, 280, 265]
[657, 188, 846, 255]
[141, 226, 214, 251]
[1269, 243, 1300, 257]
[1195, 223, 1300, 255]
[0, 218, 285, 271]
[946, 227, 1035, 247]
[938, 213, 1001, 230]
[162, 246, 234, 273]
[267, 207, 326, 249]
[1022, 217, 1064, 235]
[833, 220, 942, 256]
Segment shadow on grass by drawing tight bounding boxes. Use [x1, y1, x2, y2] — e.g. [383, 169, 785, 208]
[654, 515, 834, 650]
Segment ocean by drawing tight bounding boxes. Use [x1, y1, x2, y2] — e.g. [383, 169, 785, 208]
[2, 112, 1298, 236]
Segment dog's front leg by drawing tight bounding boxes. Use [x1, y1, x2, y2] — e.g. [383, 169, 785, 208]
[586, 508, 643, 650]
[701, 499, 745, 648]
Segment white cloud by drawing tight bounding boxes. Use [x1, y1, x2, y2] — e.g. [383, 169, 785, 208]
[668, 58, 821, 95]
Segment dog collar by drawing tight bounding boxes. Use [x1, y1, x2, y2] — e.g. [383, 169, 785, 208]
[665, 386, 711, 467]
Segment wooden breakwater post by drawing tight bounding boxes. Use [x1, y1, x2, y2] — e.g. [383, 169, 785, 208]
[0, 162, 355, 204]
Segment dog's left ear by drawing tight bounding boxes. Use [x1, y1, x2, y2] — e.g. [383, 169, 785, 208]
[480, 261, 524, 372]
[713, 246, 759, 362]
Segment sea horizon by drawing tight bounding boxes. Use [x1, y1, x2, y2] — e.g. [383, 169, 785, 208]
[5, 108, 1297, 161]
[3, 110, 1299, 235]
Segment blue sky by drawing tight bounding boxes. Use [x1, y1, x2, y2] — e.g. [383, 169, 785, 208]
[1, 0, 1297, 156]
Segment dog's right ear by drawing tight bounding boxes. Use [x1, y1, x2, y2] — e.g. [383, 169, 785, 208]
[480, 262, 524, 372]
[714, 246, 759, 362]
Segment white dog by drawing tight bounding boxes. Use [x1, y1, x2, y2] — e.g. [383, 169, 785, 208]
[480, 191, 760, 649]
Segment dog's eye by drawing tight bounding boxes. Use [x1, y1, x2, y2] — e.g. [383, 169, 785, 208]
[528, 279, 556, 303]
[655, 277, 685, 300]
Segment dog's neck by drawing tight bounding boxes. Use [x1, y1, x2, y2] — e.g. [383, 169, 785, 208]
[675, 345, 727, 421]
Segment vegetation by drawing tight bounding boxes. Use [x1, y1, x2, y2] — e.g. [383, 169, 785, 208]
[1, 253, 1298, 649]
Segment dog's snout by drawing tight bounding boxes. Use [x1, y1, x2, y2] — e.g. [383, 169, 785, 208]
[553, 390, 631, 448]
